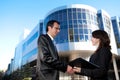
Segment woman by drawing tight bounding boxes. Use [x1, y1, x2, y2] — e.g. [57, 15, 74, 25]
[73, 30, 112, 80]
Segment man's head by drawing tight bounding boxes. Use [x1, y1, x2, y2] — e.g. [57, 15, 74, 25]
[46, 20, 60, 38]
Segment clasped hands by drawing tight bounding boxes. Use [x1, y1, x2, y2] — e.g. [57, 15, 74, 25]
[66, 65, 81, 74]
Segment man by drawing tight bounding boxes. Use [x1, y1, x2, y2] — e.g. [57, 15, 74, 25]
[36, 20, 74, 80]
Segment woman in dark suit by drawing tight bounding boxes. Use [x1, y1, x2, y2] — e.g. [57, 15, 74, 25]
[73, 30, 112, 80]
[36, 20, 74, 80]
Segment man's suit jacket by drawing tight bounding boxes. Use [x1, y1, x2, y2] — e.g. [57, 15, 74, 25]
[36, 34, 67, 80]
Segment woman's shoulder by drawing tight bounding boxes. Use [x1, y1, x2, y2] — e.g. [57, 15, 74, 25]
[100, 47, 110, 51]
[99, 47, 112, 55]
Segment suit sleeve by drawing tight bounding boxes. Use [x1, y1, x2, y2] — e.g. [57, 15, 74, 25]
[38, 35, 67, 72]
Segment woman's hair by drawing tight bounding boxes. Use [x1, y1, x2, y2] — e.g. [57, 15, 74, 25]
[92, 30, 111, 52]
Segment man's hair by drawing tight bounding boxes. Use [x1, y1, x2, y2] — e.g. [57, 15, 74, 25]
[46, 20, 60, 32]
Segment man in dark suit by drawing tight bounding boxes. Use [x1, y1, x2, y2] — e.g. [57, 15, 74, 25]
[36, 20, 74, 80]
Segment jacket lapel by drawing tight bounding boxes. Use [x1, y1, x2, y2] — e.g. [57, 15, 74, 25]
[45, 34, 59, 58]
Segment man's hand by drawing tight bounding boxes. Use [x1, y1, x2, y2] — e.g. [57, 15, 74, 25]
[66, 65, 74, 74]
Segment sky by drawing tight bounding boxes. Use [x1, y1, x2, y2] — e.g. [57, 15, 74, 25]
[0, 0, 120, 71]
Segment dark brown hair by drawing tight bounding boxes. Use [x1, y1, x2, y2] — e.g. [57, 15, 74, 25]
[46, 20, 60, 32]
[92, 30, 111, 52]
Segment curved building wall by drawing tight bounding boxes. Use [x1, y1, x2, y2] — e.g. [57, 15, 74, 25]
[97, 10, 118, 54]
[111, 16, 120, 54]
[97, 10, 112, 35]
[44, 4, 99, 52]
[111, 17, 120, 46]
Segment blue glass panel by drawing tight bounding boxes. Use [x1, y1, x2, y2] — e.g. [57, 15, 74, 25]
[68, 13, 72, 20]
[22, 48, 38, 63]
[77, 8, 81, 12]
[80, 35, 84, 41]
[72, 8, 76, 12]
[78, 13, 82, 19]
[82, 13, 86, 19]
[85, 35, 88, 41]
[27, 32, 38, 46]
[69, 25, 73, 28]
[73, 13, 77, 19]
[78, 20, 82, 24]
[69, 20, 72, 25]
[74, 25, 78, 28]
[73, 20, 77, 25]
[22, 31, 38, 52]
[84, 29, 88, 34]
[83, 20, 87, 24]
[74, 35, 79, 42]
[79, 29, 83, 34]
[74, 28, 78, 34]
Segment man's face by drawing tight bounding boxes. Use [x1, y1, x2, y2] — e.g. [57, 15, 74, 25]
[48, 22, 60, 38]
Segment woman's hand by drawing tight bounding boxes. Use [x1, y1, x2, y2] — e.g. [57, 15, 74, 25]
[73, 66, 81, 73]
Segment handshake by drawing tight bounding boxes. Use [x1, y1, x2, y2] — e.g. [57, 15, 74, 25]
[66, 57, 99, 74]
[66, 65, 81, 74]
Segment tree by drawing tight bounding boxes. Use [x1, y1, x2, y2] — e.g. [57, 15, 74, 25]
[22, 63, 32, 79]
[0, 70, 4, 80]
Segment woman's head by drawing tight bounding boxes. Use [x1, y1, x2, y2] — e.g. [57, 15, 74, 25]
[92, 30, 111, 52]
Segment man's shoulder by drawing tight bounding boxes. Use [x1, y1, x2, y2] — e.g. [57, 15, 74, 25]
[38, 34, 45, 41]
[39, 34, 47, 38]
[37, 34, 48, 44]
[38, 34, 51, 40]
[40, 34, 46, 37]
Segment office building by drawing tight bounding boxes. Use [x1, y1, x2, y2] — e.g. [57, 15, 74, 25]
[7, 4, 120, 80]
[111, 16, 120, 54]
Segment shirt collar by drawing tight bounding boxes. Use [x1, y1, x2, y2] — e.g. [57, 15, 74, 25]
[47, 33, 54, 40]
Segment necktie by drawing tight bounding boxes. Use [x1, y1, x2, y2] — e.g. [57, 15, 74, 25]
[52, 40, 57, 51]
[52, 40, 56, 46]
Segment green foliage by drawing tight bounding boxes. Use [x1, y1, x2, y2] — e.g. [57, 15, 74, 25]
[0, 70, 4, 80]
[21, 63, 32, 78]
[10, 69, 23, 80]
[3, 63, 32, 80]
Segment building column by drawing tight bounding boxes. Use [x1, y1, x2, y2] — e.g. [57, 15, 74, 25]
[112, 54, 119, 80]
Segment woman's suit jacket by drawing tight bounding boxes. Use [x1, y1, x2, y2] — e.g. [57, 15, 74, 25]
[36, 34, 67, 80]
[78, 47, 112, 80]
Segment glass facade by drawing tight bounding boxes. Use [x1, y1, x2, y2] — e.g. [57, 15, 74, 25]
[39, 22, 44, 35]
[22, 48, 38, 65]
[97, 10, 112, 36]
[22, 31, 38, 53]
[21, 24, 41, 65]
[111, 17, 120, 48]
[13, 44, 23, 71]
[45, 6, 98, 44]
